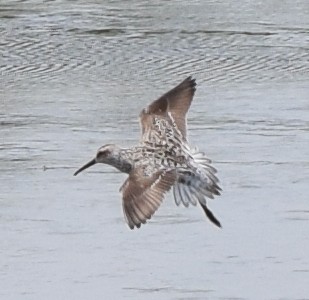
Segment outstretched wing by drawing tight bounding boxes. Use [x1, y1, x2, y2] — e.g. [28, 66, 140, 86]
[139, 76, 196, 141]
[120, 168, 176, 229]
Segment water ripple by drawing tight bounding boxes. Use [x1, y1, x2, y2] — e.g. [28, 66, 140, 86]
[1, 1, 308, 88]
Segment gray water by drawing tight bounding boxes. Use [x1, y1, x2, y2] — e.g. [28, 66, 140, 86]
[1, 0, 309, 299]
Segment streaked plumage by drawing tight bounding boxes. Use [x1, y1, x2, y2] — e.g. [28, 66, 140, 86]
[74, 77, 222, 229]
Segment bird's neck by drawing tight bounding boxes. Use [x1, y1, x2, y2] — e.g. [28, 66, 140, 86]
[107, 148, 133, 174]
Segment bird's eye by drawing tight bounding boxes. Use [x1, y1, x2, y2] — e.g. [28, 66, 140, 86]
[98, 149, 109, 158]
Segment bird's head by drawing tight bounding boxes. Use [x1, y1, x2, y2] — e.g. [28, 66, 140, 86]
[74, 144, 120, 176]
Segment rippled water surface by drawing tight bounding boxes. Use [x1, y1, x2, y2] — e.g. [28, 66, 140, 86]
[1, 0, 309, 299]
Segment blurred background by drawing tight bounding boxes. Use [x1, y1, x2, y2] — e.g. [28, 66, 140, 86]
[1, 0, 308, 299]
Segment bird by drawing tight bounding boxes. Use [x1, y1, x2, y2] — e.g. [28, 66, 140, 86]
[74, 76, 222, 229]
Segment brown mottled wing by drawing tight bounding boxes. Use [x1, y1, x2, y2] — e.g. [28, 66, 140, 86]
[120, 168, 176, 229]
[139, 76, 196, 141]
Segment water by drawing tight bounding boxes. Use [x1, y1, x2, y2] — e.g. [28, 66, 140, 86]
[1, 0, 309, 299]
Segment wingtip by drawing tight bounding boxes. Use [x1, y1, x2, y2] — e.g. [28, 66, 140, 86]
[127, 221, 142, 230]
[183, 75, 197, 88]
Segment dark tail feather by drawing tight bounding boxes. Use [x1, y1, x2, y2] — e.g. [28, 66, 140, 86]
[200, 203, 222, 228]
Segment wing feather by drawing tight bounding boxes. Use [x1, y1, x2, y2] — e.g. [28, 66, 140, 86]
[139, 76, 196, 141]
[121, 168, 176, 229]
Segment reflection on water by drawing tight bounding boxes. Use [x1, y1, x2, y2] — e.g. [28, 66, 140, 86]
[1, 0, 309, 299]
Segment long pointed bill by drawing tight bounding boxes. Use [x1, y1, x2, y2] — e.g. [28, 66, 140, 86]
[74, 158, 96, 176]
